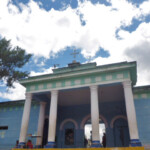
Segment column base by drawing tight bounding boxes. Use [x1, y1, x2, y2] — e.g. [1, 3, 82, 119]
[130, 139, 142, 147]
[91, 141, 102, 147]
[44, 141, 55, 148]
[18, 142, 26, 148]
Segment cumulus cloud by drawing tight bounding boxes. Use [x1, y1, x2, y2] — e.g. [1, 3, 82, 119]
[0, 82, 26, 100]
[0, 0, 150, 100]
[0, 0, 145, 58]
[0, 66, 53, 101]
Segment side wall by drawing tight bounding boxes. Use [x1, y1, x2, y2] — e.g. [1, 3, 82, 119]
[0, 101, 40, 150]
[134, 96, 150, 148]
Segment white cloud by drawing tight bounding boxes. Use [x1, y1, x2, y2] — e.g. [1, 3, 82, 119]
[0, 67, 53, 101]
[0, 82, 26, 100]
[0, 0, 141, 58]
[0, 0, 150, 101]
[30, 67, 53, 76]
[139, 0, 150, 16]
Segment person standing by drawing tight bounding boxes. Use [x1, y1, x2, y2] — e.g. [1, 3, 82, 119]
[102, 133, 106, 147]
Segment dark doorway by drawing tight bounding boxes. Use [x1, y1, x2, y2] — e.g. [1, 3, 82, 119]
[113, 118, 130, 147]
[42, 118, 49, 147]
[62, 122, 75, 148]
[65, 128, 74, 145]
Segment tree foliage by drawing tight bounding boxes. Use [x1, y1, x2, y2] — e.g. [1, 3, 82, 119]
[0, 38, 32, 87]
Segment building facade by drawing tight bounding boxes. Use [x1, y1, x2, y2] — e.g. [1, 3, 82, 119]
[0, 61, 150, 150]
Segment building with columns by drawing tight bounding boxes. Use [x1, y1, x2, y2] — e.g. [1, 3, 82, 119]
[0, 61, 150, 150]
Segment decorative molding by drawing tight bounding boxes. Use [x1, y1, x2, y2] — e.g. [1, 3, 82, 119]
[60, 118, 78, 130]
[85, 78, 91, 84]
[133, 93, 150, 99]
[110, 115, 127, 128]
[80, 114, 108, 129]
[25, 69, 131, 93]
[38, 84, 43, 90]
[95, 76, 102, 82]
[56, 82, 61, 87]
[117, 74, 123, 79]
[47, 83, 52, 88]
[65, 81, 71, 86]
[106, 75, 112, 80]
[75, 79, 81, 85]
[30, 86, 35, 91]
[21, 62, 135, 85]
[26, 78, 130, 93]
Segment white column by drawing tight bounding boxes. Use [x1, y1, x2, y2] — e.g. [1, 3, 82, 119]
[19, 93, 32, 144]
[122, 81, 139, 140]
[48, 90, 58, 143]
[90, 85, 100, 142]
[36, 102, 46, 147]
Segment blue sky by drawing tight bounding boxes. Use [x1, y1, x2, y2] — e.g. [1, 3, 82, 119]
[0, 0, 150, 102]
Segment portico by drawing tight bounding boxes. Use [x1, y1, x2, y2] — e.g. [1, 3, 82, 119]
[18, 61, 142, 148]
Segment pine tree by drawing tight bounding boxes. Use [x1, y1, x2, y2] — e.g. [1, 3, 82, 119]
[0, 38, 32, 87]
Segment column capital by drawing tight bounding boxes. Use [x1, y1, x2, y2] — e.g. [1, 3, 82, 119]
[50, 90, 59, 95]
[40, 101, 46, 106]
[90, 85, 98, 90]
[122, 81, 132, 88]
[25, 93, 32, 99]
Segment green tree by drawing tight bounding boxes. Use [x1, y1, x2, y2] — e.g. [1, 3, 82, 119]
[0, 38, 32, 87]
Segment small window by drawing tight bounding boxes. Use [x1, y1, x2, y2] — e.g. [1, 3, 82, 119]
[0, 126, 8, 130]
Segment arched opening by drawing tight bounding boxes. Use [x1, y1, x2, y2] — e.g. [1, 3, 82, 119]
[84, 118, 106, 147]
[113, 118, 130, 147]
[62, 121, 75, 148]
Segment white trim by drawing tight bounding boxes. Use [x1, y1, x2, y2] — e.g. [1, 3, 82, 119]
[56, 82, 61, 87]
[95, 76, 102, 82]
[80, 114, 108, 129]
[47, 83, 52, 88]
[65, 81, 71, 86]
[26, 78, 130, 94]
[20, 64, 133, 84]
[38, 84, 43, 90]
[30, 85, 35, 91]
[60, 118, 78, 130]
[85, 78, 91, 84]
[106, 75, 112, 80]
[110, 115, 127, 128]
[75, 79, 81, 85]
[117, 74, 123, 79]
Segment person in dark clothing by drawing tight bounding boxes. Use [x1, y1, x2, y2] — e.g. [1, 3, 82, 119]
[14, 140, 19, 148]
[102, 133, 106, 147]
[84, 136, 88, 147]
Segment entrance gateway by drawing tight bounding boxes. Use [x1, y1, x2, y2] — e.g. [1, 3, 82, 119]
[17, 61, 142, 148]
